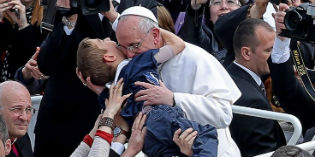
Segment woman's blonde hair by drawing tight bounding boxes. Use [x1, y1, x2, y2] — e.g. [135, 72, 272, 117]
[157, 4, 175, 33]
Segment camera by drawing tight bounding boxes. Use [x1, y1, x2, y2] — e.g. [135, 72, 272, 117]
[77, 0, 110, 15]
[279, 3, 315, 44]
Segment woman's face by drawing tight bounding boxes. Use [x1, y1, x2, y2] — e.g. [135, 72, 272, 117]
[209, 0, 241, 24]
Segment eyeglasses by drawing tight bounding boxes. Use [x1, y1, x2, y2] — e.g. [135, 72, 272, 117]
[8, 106, 36, 115]
[210, 0, 240, 7]
[117, 29, 151, 52]
[117, 38, 146, 52]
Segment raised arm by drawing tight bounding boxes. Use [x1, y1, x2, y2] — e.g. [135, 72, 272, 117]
[154, 29, 185, 64]
[160, 28, 185, 56]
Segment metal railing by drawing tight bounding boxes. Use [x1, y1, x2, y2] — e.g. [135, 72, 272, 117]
[232, 105, 302, 145]
[255, 140, 315, 157]
[31, 97, 309, 156]
[31, 95, 42, 105]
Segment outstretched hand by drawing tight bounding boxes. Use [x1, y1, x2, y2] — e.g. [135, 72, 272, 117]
[103, 78, 131, 118]
[250, 0, 269, 19]
[191, 0, 208, 10]
[122, 112, 147, 157]
[173, 128, 197, 157]
[273, 3, 289, 36]
[134, 80, 174, 106]
[22, 47, 48, 80]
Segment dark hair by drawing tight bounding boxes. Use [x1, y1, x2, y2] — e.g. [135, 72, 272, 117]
[271, 145, 312, 157]
[0, 114, 9, 145]
[233, 18, 274, 58]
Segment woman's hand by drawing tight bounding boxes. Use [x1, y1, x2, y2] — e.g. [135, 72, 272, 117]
[22, 47, 48, 80]
[0, 0, 11, 21]
[103, 78, 131, 118]
[122, 112, 147, 157]
[7, 0, 28, 29]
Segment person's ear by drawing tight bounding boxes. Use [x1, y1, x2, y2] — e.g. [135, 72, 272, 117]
[241, 47, 252, 61]
[151, 28, 160, 45]
[103, 55, 117, 62]
[4, 139, 11, 155]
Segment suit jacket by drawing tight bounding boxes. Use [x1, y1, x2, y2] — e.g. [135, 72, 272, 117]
[7, 134, 33, 157]
[270, 57, 315, 133]
[227, 63, 286, 157]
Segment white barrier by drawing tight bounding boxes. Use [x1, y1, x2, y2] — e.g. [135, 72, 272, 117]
[31, 95, 42, 105]
[255, 140, 315, 157]
[232, 105, 302, 145]
[29, 97, 307, 155]
[29, 95, 43, 150]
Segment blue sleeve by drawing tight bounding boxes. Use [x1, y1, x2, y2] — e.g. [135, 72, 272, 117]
[120, 49, 161, 127]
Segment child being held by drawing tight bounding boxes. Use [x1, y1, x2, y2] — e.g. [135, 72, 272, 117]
[77, 29, 218, 157]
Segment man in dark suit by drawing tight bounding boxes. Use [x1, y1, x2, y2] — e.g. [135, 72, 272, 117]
[269, 3, 315, 136]
[0, 81, 33, 157]
[227, 18, 286, 157]
[35, 1, 156, 157]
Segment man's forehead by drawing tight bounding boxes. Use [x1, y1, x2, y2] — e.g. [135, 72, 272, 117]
[117, 16, 140, 31]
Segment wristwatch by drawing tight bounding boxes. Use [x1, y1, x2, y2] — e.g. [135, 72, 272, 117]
[98, 117, 116, 130]
[114, 126, 130, 137]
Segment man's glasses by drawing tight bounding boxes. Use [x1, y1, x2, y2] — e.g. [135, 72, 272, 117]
[117, 29, 151, 52]
[210, 0, 240, 7]
[116, 37, 147, 52]
[8, 106, 36, 115]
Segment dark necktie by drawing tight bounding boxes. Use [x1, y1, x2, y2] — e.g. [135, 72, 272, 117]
[260, 83, 266, 97]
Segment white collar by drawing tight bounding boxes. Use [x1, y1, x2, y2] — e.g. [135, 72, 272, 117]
[105, 59, 130, 88]
[233, 61, 262, 86]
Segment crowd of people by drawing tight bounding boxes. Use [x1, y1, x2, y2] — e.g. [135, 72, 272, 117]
[0, 0, 314, 157]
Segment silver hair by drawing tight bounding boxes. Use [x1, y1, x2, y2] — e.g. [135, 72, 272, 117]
[119, 15, 159, 33]
[0, 115, 9, 145]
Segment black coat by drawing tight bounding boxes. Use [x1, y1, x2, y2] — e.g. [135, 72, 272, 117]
[178, 4, 220, 56]
[0, 19, 46, 82]
[227, 63, 286, 157]
[270, 57, 315, 133]
[35, 13, 104, 157]
[117, 0, 157, 17]
[7, 134, 33, 157]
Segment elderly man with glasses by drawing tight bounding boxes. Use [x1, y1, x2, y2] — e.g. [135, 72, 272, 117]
[0, 81, 34, 157]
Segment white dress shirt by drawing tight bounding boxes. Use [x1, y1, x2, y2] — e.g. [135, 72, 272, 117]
[263, 2, 277, 31]
[233, 61, 262, 86]
[272, 36, 291, 64]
